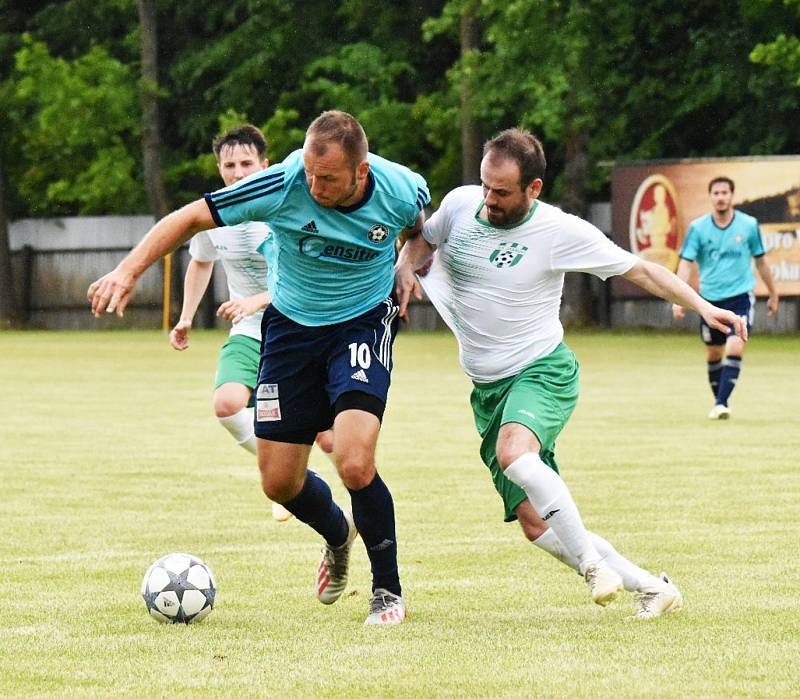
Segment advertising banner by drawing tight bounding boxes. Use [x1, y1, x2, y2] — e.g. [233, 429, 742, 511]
[611, 157, 800, 297]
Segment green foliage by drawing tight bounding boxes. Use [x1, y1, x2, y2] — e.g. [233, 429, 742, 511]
[0, 0, 798, 216]
[751, 33, 800, 85]
[4, 36, 145, 216]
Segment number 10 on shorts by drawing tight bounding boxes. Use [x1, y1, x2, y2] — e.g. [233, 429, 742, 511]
[349, 342, 372, 369]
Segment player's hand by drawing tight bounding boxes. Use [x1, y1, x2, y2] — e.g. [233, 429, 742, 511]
[170, 319, 192, 350]
[702, 305, 748, 342]
[767, 294, 779, 317]
[87, 267, 136, 318]
[394, 263, 423, 321]
[217, 298, 258, 325]
[671, 303, 685, 321]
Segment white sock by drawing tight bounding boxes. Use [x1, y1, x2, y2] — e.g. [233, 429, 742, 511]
[217, 408, 257, 455]
[532, 528, 664, 592]
[504, 453, 600, 574]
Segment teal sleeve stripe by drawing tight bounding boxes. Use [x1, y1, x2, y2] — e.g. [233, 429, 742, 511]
[211, 173, 284, 208]
[212, 171, 283, 203]
[203, 194, 225, 227]
[215, 182, 285, 210]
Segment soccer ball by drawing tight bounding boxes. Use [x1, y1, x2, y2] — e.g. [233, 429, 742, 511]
[141, 553, 216, 624]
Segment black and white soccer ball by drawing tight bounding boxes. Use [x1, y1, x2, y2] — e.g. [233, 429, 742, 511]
[141, 553, 216, 624]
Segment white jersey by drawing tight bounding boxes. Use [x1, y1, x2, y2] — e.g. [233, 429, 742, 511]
[420, 186, 637, 383]
[189, 222, 271, 340]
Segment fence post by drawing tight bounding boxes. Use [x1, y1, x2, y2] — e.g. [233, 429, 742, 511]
[20, 244, 34, 324]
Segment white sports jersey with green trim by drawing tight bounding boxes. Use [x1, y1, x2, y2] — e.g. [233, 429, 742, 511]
[420, 186, 637, 383]
[189, 222, 270, 341]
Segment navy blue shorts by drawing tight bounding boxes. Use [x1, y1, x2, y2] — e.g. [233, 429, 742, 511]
[700, 292, 754, 345]
[254, 297, 400, 444]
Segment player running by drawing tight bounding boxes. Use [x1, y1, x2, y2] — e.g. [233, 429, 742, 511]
[672, 176, 779, 419]
[89, 111, 430, 625]
[396, 128, 746, 618]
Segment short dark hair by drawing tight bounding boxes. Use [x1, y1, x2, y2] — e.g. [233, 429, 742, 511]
[708, 176, 735, 193]
[212, 124, 267, 161]
[483, 128, 546, 189]
[306, 110, 368, 168]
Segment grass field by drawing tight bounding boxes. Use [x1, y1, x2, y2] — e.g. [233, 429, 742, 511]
[1, 328, 799, 697]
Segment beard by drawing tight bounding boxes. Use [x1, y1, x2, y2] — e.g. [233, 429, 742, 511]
[486, 200, 531, 227]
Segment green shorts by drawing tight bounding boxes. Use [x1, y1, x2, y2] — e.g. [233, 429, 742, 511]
[469, 342, 579, 522]
[214, 334, 262, 394]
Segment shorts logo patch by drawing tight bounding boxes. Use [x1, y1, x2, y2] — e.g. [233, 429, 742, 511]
[517, 409, 536, 420]
[256, 399, 281, 422]
[257, 383, 279, 399]
[350, 369, 369, 383]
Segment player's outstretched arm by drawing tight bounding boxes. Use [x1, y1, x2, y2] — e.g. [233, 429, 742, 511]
[754, 256, 779, 317]
[87, 199, 215, 318]
[170, 259, 214, 350]
[217, 291, 271, 325]
[394, 224, 434, 320]
[622, 259, 748, 341]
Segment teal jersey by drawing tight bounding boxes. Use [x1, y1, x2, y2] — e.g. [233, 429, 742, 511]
[205, 149, 429, 326]
[679, 210, 765, 301]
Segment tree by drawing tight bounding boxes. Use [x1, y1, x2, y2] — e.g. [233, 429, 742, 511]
[137, 0, 170, 219]
[4, 36, 145, 216]
[0, 153, 19, 328]
[750, 0, 800, 86]
[459, 1, 481, 184]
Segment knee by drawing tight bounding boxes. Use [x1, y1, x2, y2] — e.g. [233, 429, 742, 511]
[496, 443, 524, 471]
[214, 392, 246, 418]
[337, 457, 375, 490]
[257, 460, 302, 503]
[260, 473, 301, 504]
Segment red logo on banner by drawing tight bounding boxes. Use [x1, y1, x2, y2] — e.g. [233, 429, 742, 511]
[629, 174, 681, 271]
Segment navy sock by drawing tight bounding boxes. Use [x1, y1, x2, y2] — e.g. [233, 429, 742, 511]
[348, 473, 401, 596]
[283, 470, 348, 547]
[707, 359, 723, 398]
[716, 356, 742, 407]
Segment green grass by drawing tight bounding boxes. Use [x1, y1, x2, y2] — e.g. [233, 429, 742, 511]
[1, 329, 799, 697]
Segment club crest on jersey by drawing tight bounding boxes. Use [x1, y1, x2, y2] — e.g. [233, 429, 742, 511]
[367, 224, 389, 243]
[489, 241, 528, 268]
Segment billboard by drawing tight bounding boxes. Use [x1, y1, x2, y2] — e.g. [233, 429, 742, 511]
[611, 156, 800, 297]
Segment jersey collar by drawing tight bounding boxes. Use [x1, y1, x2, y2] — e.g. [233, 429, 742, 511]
[711, 210, 736, 231]
[336, 172, 375, 214]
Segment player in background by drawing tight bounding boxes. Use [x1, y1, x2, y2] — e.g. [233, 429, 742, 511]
[88, 111, 430, 625]
[672, 176, 779, 419]
[168, 124, 291, 522]
[396, 128, 746, 619]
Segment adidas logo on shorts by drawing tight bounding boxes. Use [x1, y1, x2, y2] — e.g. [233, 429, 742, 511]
[350, 369, 369, 383]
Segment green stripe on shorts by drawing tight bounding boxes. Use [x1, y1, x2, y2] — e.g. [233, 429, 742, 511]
[214, 334, 262, 392]
[469, 342, 579, 522]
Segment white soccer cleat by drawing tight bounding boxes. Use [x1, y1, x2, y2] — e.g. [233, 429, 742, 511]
[271, 502, 293, 522]
[634, 572, 684, 620]
[316, 510, 357, 605]
[708, 404, 731, 420]
[364, 588, 405, 625]
[584, 561, 623, 606]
